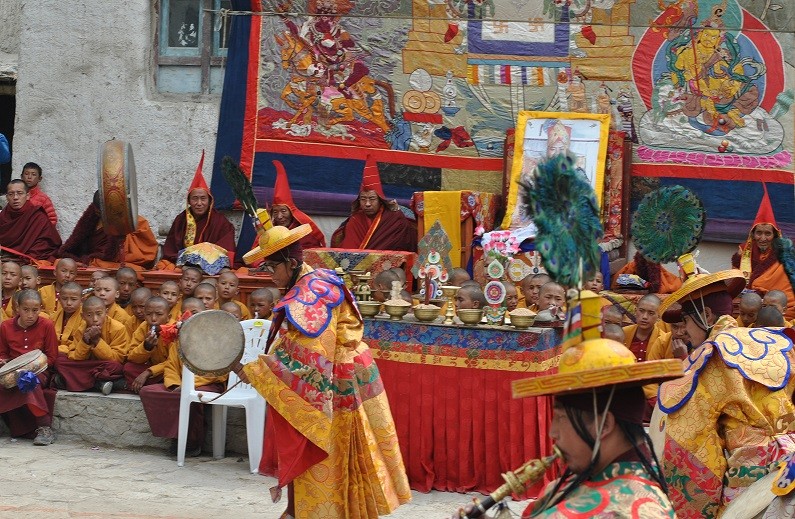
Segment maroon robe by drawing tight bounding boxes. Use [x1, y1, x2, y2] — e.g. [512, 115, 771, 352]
[0, 317, 58, 436]
[331, 207, 416, 251]
[162, 208, 236, 262]
[0, 201, 62, 260]
[139, 382, 225, 449]
[58, 203, 122, 263]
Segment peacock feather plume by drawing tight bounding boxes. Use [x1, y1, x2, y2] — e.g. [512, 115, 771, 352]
[521, 153, 603, 288]
[776, 236, 795, 292]
[631, 185, 705, 264]
[221, 156, 259, 219]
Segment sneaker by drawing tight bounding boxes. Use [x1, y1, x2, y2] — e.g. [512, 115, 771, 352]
[33, 426, 56, 446]
[95, 381, 113, 395]
[111, 379, 127, 391]
[53, 373, 66, 390]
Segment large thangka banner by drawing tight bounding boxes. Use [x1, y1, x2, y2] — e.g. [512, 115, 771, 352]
[213, 0, 794, 238]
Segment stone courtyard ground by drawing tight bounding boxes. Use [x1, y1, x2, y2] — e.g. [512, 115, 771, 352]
[0, 437, 530, 518]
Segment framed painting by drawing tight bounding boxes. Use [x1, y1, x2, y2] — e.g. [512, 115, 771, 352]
[502, 111, 611, 231]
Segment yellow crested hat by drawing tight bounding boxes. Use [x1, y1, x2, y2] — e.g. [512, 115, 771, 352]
[658, 252, 746, 313]
[243, 224, 311, 266]
[512, 290, 683, 399]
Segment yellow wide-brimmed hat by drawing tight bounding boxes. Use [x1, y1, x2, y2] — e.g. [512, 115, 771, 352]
[512, 338, 683, 398]
[512, 290, 684, 399]
[243, 224, 311, 266]
[658, 252, 746, 313]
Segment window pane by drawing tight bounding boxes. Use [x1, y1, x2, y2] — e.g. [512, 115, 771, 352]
[212, 0, 232, 56]
[168, 0, 200, 48]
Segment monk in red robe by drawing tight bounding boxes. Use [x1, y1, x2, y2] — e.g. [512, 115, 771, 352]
[0, 289, 58, 445]
[0, 179, 61, 262]
[59, 191, 159, 271]
[732, 184, 795, 319]
[237, 160, 326, 267]
[612, 252, 683, 294]
[331, 155, 417, 251]
[158, 152, 236, 269]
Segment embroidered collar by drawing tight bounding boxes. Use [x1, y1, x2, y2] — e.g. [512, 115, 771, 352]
[274, 267, 346, 337]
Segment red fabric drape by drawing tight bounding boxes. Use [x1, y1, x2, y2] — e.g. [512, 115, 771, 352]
[332, 208, 417, 251]
[379, 359, 555, 496]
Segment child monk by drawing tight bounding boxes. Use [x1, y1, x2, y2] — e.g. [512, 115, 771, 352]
[454, 284, 486, 310]
[124, 296, 174, 391]
[0, 289, 58, 445]
[128, 287, 152, 334]
[20, 265, 40, 290]
[216, 271, 251, 319]
[54, 296, 127, 395]
[159, 280, 181, 321]
[139, 297, 225, 458]
[89, 270, 109, 290]
[537, 281, 566, 315]
[737, 291, 762, 327]
[220, 301, 243, 320]
[51, 281, 84, 353]
[115, 267, 139, 313]
[519, 273, 551, 311]
[93, 276, 134, 337]
[179, 267, 203, 298]
[193, 282, 218, 313]
[247, 288, 274, 320]
[622, 294, 668, 363]
[503, 281, 518, 312]
[266, 287, 281, 305]
[40, 258, 77, 316]
[2, 261, 22, 319]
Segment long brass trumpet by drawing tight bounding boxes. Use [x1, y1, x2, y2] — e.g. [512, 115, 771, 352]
[459, 445, 562, 518]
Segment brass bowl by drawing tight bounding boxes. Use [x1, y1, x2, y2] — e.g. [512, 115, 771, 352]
[358, 301, 382, 318]
[413, 305, 441, 323]
[457, 308, 484, 325]
[384, 303, 410, 321]
[510, 314, 536, 329]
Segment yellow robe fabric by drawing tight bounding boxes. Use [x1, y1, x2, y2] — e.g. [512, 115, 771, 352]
[89, 215, 159, 271]
[126, 320, 176, 378]
[39, 283, 59, 317]
[52, 308, 84, 354]
[243, 265, 411, 518]
[162, 340, 227, 389]
[107, 303, 133, 339]
[658, 316, 795, 518]
[623, 323, 671, 400]
[67, 317, 129, 363]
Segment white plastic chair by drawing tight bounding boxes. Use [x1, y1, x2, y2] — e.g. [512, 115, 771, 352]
[177, 318, 271, 472]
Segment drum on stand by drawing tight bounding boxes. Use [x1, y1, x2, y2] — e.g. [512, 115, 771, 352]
[97, 139, 138, 236]
[178, 310, 245, 377]
[0, 350, 48, 389]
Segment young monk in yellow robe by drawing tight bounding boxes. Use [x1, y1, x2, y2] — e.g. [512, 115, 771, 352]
[39, 258, 77, 317]
[216, 271, 251, 319]
[51, 282, 84, 353]
[92, 277, 133, 337]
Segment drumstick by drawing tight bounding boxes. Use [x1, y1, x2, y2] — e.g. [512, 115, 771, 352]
[197, 379, 244, 403]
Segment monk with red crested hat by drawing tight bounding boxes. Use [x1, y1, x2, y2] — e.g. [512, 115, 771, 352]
[158, 151, 236, 270]
[331, 155, 417, 252]
[238, 160, 326, 267]
[731, 183, 795, 319]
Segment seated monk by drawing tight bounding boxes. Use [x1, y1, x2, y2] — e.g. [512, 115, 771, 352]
[58, 191, 158, 271]
[0, 179, 61, 262]
[612, 252, 682, 294]
[237, 160, 326, 267]
[731, 184, 795, 320]
[330, 155, 416, 252]
[157, 152, 236, 269]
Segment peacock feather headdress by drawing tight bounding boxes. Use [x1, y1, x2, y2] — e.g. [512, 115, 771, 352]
[521, 153, 603, 288]
[631, 185, 705, 264]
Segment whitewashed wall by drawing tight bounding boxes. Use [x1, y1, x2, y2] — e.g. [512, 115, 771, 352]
[12, 1, 221, 239]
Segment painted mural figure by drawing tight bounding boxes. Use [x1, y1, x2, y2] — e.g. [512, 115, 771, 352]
[274, 0, 392, 134]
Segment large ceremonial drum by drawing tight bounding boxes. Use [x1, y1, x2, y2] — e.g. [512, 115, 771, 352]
[0, 350, 48, 389]
[97, 139, 139, 236]
[178, 310, 245, 377]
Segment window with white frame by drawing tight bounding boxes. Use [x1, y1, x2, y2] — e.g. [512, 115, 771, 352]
[156, 0, 232, 94]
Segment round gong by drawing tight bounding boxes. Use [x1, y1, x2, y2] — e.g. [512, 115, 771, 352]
[97, 139, 139, 236]
[178, 310, 245, 377]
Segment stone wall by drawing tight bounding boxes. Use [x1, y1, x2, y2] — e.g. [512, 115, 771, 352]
[0, 391, 253, 456]
[13, 1, 221, 239]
